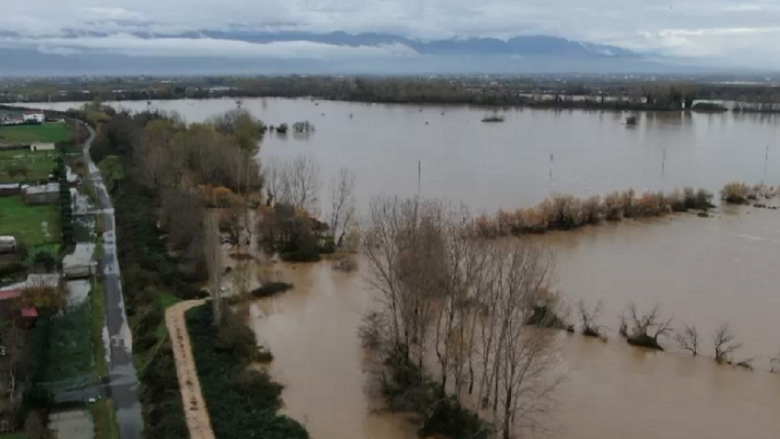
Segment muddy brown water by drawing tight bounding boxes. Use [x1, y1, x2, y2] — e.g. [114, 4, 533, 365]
[24, 99, 780, 438]
[24, 98, 780, 211]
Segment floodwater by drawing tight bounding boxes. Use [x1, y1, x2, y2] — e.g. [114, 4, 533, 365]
[251, 254, 780, 439]
[25, 98, 780, 211]
[24, 99, 780, 438]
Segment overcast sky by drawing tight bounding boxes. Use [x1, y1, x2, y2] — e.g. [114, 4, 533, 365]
[2, 1, 780, 66]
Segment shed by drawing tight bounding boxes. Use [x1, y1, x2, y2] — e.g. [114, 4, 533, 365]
[23, 183, 59, 205]
[30, 142, 55, 151]
[0, 236, 17, 253]
[0, 183, 21, 197]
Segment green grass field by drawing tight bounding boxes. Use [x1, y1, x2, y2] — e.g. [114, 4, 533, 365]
[0, 196, 59, 246]
[0, 123, 71, 144]
[46, 301, 94, 382]
[0, 432, 27, 439]
[0, 148, 59, 183]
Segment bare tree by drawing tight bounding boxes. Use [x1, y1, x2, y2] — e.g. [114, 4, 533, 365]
[577, 299, 605, 338]
[265, 155, 321, 213]
[624, 303, 673, 350]
[284, 155, 321, 214]
[713, 322, 742, 364]
[263, 157, 283, 206]
[770, 349, 780, 373]
[362, 200, 563, 436]
[491, 241, 562, 439]
[674, 323, 700, 356]
[328, 167, 356, 248]
[203, 211, 224, 326]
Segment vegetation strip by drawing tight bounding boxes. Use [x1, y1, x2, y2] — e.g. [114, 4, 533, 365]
[186, 304, 308, 439]
[165, 300, 215, 439]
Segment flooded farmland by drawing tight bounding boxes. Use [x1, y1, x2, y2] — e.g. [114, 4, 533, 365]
[24, 98, 780, 438]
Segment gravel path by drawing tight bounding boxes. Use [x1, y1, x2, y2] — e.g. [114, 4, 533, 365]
[165, 300, 216, 439]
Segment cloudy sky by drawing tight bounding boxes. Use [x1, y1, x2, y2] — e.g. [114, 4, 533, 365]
[2, 0, 780, 67]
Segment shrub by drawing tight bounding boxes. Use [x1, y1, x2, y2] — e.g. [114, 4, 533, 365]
[136, 305, 164, 339]
[215, 313, 263, 364]
[581, 195, 604, 225]
[603, 191, 624, 221]
[720, 182, 749, 204]
[135, 334, 159, 352]
[419, 396, 492, 439]
[186, 305, 309, 439]
[250, 282, 293, 299]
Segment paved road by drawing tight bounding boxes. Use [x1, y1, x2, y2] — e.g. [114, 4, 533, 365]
[81, 124, 144, 439]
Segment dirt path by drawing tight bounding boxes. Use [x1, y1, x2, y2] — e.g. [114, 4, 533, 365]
[165, 300, 216, 439]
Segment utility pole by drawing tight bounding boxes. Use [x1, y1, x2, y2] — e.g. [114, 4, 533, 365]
[418, 160, 421, 197]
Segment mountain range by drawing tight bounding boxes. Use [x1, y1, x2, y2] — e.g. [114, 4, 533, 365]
[0, 30, 706, 76]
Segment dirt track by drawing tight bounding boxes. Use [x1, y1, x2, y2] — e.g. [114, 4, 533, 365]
[165, 300, 216, 439]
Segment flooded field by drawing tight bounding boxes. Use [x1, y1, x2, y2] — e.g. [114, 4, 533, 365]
[26, 98, 780, 211]
[24, 98, 780, 438]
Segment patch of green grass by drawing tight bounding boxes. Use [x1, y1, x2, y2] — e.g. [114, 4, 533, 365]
[0, 123, 71, 144]
[0, 196, 59, 246]
[92, 398, 119, 439]
[135, 291, 179, 373]
[45, 302, 93, 382]
[91, 280, 109, 379]
[0, 432, 27, 439]
[0, 149, 59, 183]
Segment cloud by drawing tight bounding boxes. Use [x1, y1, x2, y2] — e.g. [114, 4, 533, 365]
[0, 33, 418, 59]
[1, 0, 780, 65]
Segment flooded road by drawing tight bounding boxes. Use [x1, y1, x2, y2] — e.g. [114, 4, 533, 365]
[24, 98, 780, 438]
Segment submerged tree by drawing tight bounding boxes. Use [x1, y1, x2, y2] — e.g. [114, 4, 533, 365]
[674, 322, 700, 356]
[362, 198, 564, 438]
[328, 167, 356, 248]
[624, 303, 673, 350]
[713, 322, 742, 364]
[577, 299, 605, 339]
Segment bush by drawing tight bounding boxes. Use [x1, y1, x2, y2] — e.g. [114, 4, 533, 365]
[419, 396, 492, 439]
[141, 340, 188, 439]
[136, 305, 164, 339]
[250, 282, 293, 299]
[214, 315, 263, 364]
[720, 182, 749, 204]
[135, 334, 159, 352]
[186, 305, 309, 439]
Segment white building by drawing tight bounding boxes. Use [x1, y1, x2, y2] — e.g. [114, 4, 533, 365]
[22, 112, 45, 124]
[0, 236, 16, 253]
[30, 142, 55, 151]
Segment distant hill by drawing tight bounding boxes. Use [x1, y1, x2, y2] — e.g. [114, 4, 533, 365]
[0, 30, 711, 76]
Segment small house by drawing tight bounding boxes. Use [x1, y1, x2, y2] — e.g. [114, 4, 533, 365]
[22, 183, 59, 205]
[0, 183, 21, 197]
[22, 112, 44, 124]
[30, 142, 55, 151]
[0, 236, 16, 254]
